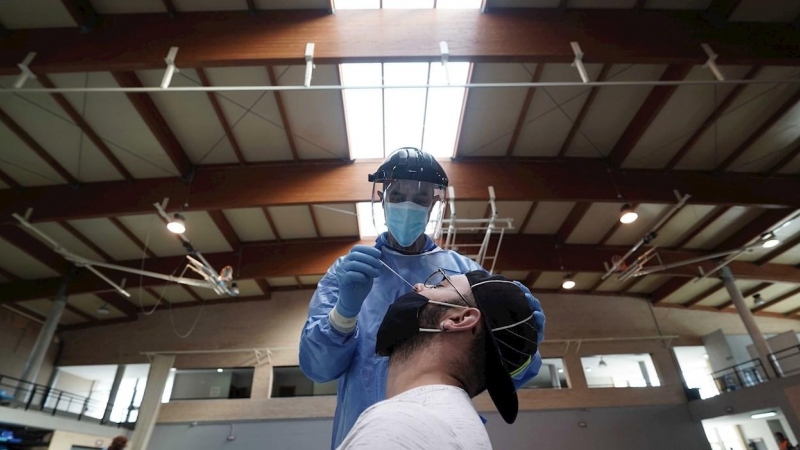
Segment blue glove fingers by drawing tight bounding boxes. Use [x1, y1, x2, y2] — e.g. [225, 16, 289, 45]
[345, 250, 382, 271]
[340, 260, 380, 279]
[350, 244, 382, 260]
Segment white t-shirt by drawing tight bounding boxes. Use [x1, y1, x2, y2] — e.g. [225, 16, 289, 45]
[336, 385, 492, 450]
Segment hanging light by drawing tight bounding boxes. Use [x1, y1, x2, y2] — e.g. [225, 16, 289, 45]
[761, 232, 780, 249]
[598, 357, 607, 368]
[562, 274, 576, 290]
[97, 303, 110, 315]
[753, 293, 764, 306]
[167, 213, 186, 234]
[217, 368, 224, 373]
[619, 204, 638, 224]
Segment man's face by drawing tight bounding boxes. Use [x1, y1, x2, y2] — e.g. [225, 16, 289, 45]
[413, 274, 472, 306]
[383, 180, 436, 207]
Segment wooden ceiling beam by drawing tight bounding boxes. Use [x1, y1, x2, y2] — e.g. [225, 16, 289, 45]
[506, 63, 544, 157]
[557, 201, 591, 244]
[38, 75, 134, 181]
[785, 305, 800, 317]
[1, 9, 799, 75]
[665, 66, 761, 170]
[716, 89, 800, 172]
[0, 225, 68, 274]
[111, 71, 193, 179]
[0, 169, 21, 190]
[266, 66, 299, 161]
[65, 302, 97, 322]
[765, 137, 800, 177]
[162, 0, 177, 18]
[598, 203, 635, 246]
[715, 282, 772, 310]
[261, 207, 281, 241]
[751, 286, 800, 313]
[517, 202, 538, 235]
[558, 64, 611, 158]
[108, 217, 156, 259]
[716, 208, 794, 251]
[95, 292, 138, 318]
[7, 236, 800, 303]
[0, 107, 78, 185]
[208, 210, 241, 250]
[58, 221, 114, 262]
[607, 64, 694, 168]
[196, 68, 245, 164]
[246, 0, 256, 14]
[255, 279, 272, 299]
[523, 271, 542, 288]
[671, 205, 729, 249]
[179, 285, 204, 303]
[60, 0, 100, 32]
[651, 278, 692, 303]
[754, 231, 800, 266]
[5, 303, 46, 322]
[684, 283, 724, 307]
[6, 160, 800, 225]
[706, 0, 744, 21]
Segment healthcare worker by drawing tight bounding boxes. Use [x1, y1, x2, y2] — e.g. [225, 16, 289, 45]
[299, 148, 546, 449]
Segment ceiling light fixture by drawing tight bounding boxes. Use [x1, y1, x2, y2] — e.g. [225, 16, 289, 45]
[761, 233, 780, 249]
[558, 369, 564, 373]
[585, 367, 592, 373]
[753, 293, 764, 306]
[217, 368, 223, 373]
[97, 303, 110, 315]
[562, 274, 576, 290]
[167, 213, 186, 234]
[750, 411, 777, 420]
[619, 204, 638, 224]
[598, 357, 607, 368]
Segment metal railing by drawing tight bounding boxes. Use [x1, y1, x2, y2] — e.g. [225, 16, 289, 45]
[769, 344, 800, 378]
[0, 374, 134, 428]
[711, 358, 769, 393]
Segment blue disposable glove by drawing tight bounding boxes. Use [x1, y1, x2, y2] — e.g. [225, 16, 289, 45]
[334, 245, 383, 318]
[513, 280, 546, 346]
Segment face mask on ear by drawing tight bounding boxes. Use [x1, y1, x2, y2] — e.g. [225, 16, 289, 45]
[384, 201, 430, 247]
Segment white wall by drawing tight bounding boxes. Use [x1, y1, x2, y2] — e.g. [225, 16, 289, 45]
[148, 404, 712, 450]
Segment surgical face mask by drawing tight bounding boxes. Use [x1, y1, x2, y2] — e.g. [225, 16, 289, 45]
[375, 292, 468, 356]
[384, 201, 430, 248]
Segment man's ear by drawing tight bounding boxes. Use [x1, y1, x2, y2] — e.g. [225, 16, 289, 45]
[441, 308, 481, 332]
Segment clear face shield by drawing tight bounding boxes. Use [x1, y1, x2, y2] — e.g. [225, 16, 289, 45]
[371, 179, 447, 248]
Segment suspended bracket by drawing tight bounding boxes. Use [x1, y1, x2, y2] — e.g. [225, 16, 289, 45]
[570, 42, 589, 84]
[440, 41, 451, 85]
[304, 43, 315, 87]
[161, 47, 180, 89]
[701, 43, 725, 81]
[14, 53, 37, 89]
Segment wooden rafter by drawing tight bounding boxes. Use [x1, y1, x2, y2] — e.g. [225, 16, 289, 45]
[308, 205, 322, 238]
[58, 221, 114, 262]
[180, 285, 204, 303]
[715, 282, 772, 310]
[622, 276, 647, 293]
[557, 202, 591, 244]
[517, 202, 538, 235]
[765, 137, 800, 176]
[266, 66, 299, 161]
[60, 0, 99, 31]
[208, 210, 241, 250]
[558, 64, 611, 158]
[95, 292, 138, 318]
[65, 302, 97, 322]
[196, 68, 245, 164]
[111, 71, 193, 179]
[684, 283, 724, 307]
[162, 0, 177, 17]
[751, 286, 800, 313]
[6, 303, 46, 322]
[665, 66, 761, 169]
[706, 0, 744, 20]
[716, 89, 800, 172]
[755, 231, 800, 265]
[608, 64, 694, 168]
[38, 75, 134, 181]
[523, 271, 542, 288]
[0, 169, 21, 190]
[246, 0, 256, 13]
[506, 63, 544, 157]
[0, 107, 78, 185]
[108, 217, 156, 259]
[261, 207, 281, 240]
[671, 206, 729, 249]
[651, 278, 692, 303]
[598, 204, 636, 246]
[785, 305, 800, 317]
[255, 279, 272, 299]
[0, 226, 66, 274]
[716, 209, 792, 251]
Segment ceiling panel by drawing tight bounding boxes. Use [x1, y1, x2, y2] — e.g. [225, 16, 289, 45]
[0, 76, 122, 183]
[274, 65, 349, 159]
[268, 205, 317, 239]
[448, 201, 489, 220]
[68, 218, 146, 260]
[312, 204, 359, 237]
[18, 299, 54, 318]
[179, 211, 234, 253]
[779, 153, 800, 174]
[71, 293, 126, 320]
[91, 0, 166, 13]
[531, 271, 566, 290]
[655, 204, 717, 248]
[572, 272, 603, 291]
[752, 283, 800, 310]
[684, 207, 763, 250]
[47, 72, 181, 178]
[223, 208, 276, 242]
[136, 69, 238, 165]
[58, 308, 86, 325]
[593, 274, 628, 292]
[605, 203, 670, 246]
[32, 222, 106, 261]
[628, 274, 669, 293]
[523, 201, 575, 234]
[660, 277, 719, 304]
[728, 0, 800, 22]
[149, 285, 198, 304]
[0, 237, 62, 279]
[739, 219, 800, 262]
[764, 293, 800, 314]
[0, 118, 66, 187]
[676, 67, 800, 170]
[567, 202, 623, 244]
[0, 0, 76, 29]
[729, 101, 800, 173]
[696, 280, 759, 307]
[514, 63, 604, 157]
[456, 63, 533, 158]
[123, 287, 163, 307]
[623, 65, 752, 169]
[771, 243, 800, 266]
[188, 285, 228, 301]
[565, 64, 668, 157]
[298, 275, 325, 286]
[495, 201, 535, 235]
[232, 279, 263, 297]
[267, 276, 300, 287]
[496, 270, 529, 281]
[203, 67, 292, 162]
[117, 214, 186, 257]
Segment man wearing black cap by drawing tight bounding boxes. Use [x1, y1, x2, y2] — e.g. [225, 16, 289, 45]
[336, 270, 539, 450]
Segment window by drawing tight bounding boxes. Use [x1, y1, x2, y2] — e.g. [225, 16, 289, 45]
[581, 354, 661, 388]
[271, 366, 337, 397]
[521, 358, 569, 389]
[166, 368, 254, 401]
[673, 346, 719, 399]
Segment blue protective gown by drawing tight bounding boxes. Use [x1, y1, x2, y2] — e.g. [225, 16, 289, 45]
[299, 233, 542, 449]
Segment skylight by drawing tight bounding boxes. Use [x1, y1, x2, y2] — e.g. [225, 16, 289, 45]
[341, 62, 471, 160]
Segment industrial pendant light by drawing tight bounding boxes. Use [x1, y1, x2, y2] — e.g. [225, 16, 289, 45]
[562, 274, 576, 290]
[598, 357, 607, 368]
[753, 293, 764, 306]
[97, 302, 110, 315]
[761, 232, 780, 249]
[167, 213, 186, 234]
[619, 204, 638, 224]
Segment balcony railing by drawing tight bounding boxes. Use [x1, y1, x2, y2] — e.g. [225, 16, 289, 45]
[769, 344, 800, 378]
[0, 374, 134, 428]
[711, 358, 769, 393]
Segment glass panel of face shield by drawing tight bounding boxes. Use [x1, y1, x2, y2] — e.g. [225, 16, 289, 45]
[371, 179, 447, 241]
